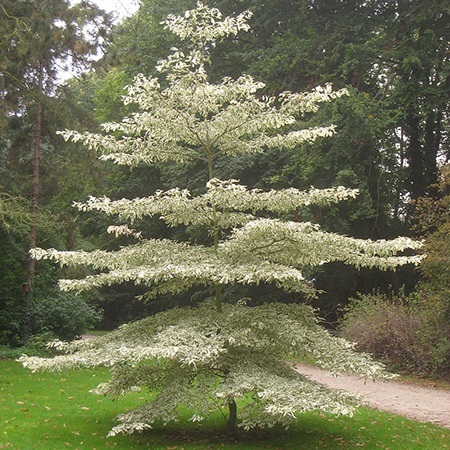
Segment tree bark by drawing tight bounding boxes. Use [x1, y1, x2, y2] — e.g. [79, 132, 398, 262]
[23, 60, 44, 340]
[28, 60, 43, 283]
[406, 111, 424, 199]
[226, 399, 237, 434]
[424, 111, 440, 196]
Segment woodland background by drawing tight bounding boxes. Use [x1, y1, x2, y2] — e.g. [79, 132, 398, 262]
[1, 0, 449, 377]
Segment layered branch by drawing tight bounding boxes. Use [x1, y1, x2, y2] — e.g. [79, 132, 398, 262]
[71, 178, 359, 228]
[31, 238, 314, 297]
[20, 302, 392, 434]
[58, 72, 347, 167]
[32, 213, 422, 298]
[222, 219, 424, 270]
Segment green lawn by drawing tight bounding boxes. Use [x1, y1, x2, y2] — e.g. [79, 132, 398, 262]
[1, 360, 449, 449]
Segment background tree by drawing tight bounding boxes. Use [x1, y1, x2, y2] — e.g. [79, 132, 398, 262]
[22, 4, 422, 434]
[413, 163, 450, 375]
[0, 0, 112, 341]
[210, 0, 449, 317]
[375, 1, 450, 200]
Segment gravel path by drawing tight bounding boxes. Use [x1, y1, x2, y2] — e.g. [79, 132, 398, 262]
[295, 364, 450, 429]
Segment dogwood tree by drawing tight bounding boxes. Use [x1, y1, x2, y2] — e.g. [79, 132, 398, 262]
[20, 2, 423, 435]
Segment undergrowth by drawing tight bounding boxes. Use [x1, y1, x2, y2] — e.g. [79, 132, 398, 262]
[339, 291, 450, 379]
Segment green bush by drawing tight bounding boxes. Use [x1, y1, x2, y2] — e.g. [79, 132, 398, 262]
[339, 291, 450, 378]
[413, 289, 450, 377]
[0, 333, 57, 359]
[0, 229, 27, 346]
[32, 288, 103, 341]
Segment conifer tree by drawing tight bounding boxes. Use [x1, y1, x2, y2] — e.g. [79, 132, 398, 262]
[21, 2, 422, 435]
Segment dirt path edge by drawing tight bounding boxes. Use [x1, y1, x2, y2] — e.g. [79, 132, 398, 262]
[295, 364, 450, 429]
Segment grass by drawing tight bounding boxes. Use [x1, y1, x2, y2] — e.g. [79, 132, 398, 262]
[1, 360, 449, 449]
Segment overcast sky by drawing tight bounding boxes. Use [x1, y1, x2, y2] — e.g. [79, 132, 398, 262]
[95, 0, 139, 19]
[86, 0, 140, 21]
[57, 1, 139, 82]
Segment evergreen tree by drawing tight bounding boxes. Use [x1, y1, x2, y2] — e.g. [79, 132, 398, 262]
[1, 0, 112, 339]
[21, 3, 422, 435]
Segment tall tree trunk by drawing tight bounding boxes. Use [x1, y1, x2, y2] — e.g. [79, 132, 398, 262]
[406, 111, 424, 199]
[23, 60, 44, 340]
[424, 110, 440, 196]
[29, 61, 43, 282]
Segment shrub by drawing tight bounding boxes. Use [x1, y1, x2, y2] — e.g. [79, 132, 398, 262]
[339, 292, 420, 373]
[0, 228, 27, 346]
[339, 291, 450, 378]
[413, 289, 450, 377]
[0, 333, 57, 359]
[32, 288, 103, 341]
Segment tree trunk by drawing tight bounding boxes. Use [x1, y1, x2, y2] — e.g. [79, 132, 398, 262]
[23, 60, 44, 340]
[424, 111, 440, 196]
[406, 111, 424, 199]
[28, 61, 43, 283]
[226, 399, 237, 434]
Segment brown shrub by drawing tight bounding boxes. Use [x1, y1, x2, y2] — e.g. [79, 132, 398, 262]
[339, 292, 450, 378]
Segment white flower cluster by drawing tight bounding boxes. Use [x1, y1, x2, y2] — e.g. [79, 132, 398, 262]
[107, 225, 142, 240]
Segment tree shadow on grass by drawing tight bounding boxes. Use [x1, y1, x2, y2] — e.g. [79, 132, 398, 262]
[127, 414, 365, 450]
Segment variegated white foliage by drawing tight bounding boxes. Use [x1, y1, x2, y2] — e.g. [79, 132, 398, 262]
[31, 214, 422, 298]
[57, 3, 347, 170]
[20, 302, 392, 434]
[164, 2, 252, 46]
[23, 2, 424, 436]
[72, 179, 359, 227]
[30, 175, 420, 297]
[58, 73, 343, 167]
